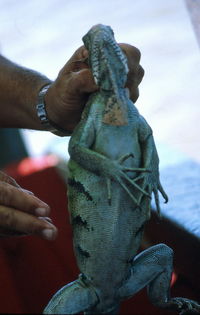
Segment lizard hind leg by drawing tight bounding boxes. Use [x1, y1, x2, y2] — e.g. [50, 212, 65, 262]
[84, 304, 120, 315]
[117, 244, 200, 314]
[118, 243, 173, 302]
[43, 278, 99, 314]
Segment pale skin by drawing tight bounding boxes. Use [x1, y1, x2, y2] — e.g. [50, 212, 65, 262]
[0, 43, 144, 240]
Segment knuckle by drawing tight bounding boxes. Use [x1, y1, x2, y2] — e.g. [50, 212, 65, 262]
[138, 65, 145, 83]
[0, 171, 18, 186]
[0, 182, 12, 205]
[1, 208, 15, 229]
[74, 45, 85, 57]
[27, 219, 43, 235]
[135, 47, 141, 61]
[0, 171, 7, 182]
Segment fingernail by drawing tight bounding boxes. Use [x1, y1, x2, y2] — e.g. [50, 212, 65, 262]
[21, 189, 34, 195]
[35, 208, 48, 216]
[38, 216, 52, 223]
[41, 228, 56, 240]
[40, 202, 49, 209]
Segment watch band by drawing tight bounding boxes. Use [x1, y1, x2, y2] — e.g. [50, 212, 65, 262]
[36, 84, 72, 137]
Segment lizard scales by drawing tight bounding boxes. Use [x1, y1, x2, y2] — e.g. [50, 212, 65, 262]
[44, 24, 200, 315]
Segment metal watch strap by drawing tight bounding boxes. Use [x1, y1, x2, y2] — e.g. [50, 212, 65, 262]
[36, 84, 71, 137]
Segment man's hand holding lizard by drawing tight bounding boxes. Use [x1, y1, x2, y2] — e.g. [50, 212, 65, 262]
[45, 44, 144, 134]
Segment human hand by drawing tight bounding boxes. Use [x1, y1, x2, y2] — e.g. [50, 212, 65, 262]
[45, 44, 144, 133]
[119, 43, 144, 103]
[0, 171, 57, 240]
[45, 46, 98, 134]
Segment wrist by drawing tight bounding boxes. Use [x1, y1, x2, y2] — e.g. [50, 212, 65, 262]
[36, 84, 72, 137]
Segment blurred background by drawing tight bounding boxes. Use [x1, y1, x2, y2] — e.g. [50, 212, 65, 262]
[0, 0, 199, 314]
[0, 0, 200, 168]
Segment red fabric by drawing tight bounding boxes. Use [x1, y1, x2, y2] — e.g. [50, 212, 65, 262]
[2, 159, 78, 313]
[0, 157, 196, 314]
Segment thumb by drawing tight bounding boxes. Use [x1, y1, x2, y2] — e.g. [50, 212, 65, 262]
[68, 68, 98, 95]
[60, 46, 89, 73]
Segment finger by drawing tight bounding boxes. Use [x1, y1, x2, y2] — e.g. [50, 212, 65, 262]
[127, 65, 145, 103]
[0, 205, 57, 240]
[0, 182, 50, 216]
[0, 171, 21, 188]
[38, 216, 52, 224]
[0, 216, 54, 237]
[137, 65, 145, 85]
[21, 188, 34, 195]
[0, 172, 35, 196]
[68, 68, 98, 94]
[60, 46, 89, 73]
[118, 43, 144, 103]
[0, 228, 25, 238]
[69, 46, 88, 63]
[119, 43, 141, 63]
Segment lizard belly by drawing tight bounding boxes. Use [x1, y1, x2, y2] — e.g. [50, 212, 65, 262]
[93, 123, 141, 166]
[67, 161, 149, 295]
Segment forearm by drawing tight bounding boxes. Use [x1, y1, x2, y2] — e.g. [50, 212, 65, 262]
[0, 54, 51, 130]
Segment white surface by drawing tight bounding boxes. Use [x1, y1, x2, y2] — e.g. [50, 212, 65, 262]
[0, 0, 199, 165]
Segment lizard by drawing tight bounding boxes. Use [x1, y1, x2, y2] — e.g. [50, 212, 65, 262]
[44, 24, 200, 315]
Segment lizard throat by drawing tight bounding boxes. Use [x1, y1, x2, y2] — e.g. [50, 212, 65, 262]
[103, 96, 128, 126]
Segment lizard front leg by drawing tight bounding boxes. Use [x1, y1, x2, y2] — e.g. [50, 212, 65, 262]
[69, 122, 150, 208]
[70, 143, 150, 207]
[137, 117, 168, 214]
[68, 105, 152, 207]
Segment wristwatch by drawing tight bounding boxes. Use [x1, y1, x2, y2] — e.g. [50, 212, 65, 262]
[36, 84, 71, 137]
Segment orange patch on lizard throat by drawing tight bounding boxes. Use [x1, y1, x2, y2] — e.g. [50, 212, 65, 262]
[103, 98, 128, 126]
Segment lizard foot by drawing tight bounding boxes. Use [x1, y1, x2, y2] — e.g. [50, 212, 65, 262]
[105, 153, 151, 206]
[133, 173, 168, 216]
[162, 297, 200, 315]
[118, 153, 151, 174]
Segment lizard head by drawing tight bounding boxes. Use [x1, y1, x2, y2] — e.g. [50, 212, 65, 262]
[83, 24, 129, 126]
[82, 24, 128, 89]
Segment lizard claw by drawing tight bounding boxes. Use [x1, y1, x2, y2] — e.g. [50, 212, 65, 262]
[106, 178, 112, 205]
[105, 154, 151, 206]
[122, 172, 151, 198]
[158, 182, 168, 203]
[123, 167, 151, 173]
[153, 188, 161, 218]
[118, 178, 142, 208]
[166, 297, 200, 314]
[118, 153, 134, 164]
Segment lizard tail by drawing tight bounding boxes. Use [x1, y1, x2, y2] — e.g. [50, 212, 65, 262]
[43, 278, 98, 314]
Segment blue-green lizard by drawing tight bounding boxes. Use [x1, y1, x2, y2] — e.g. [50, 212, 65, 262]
[44, 24, 200, 315]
